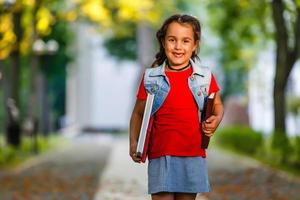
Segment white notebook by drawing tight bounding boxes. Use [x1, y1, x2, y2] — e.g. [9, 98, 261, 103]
[136, 93, 155, 158]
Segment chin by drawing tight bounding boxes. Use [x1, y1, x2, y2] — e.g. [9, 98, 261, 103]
[169, 59, 188, 66]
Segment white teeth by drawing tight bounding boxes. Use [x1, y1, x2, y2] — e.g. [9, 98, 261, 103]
[174, 53, 183, 58]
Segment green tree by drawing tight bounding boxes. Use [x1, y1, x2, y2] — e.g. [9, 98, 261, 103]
[206, 0, 300, 135]
[271, 0, 300, 133]
[206, 0, 270, 97]
[0, 0, 70, 142]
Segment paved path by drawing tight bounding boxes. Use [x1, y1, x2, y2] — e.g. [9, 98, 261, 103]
[0, 133, 112, 200]
[206, 148, 300, 200]
[95, 136, 300, 200]
[0, 134, 299, 200]
[94, 136, 150, 200]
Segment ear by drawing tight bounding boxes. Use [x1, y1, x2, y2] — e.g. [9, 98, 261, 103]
[192, 42, 198, 52]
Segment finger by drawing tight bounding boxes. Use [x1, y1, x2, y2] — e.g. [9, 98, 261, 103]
[203, 122, 213, 129]
[205, 133, 213, 137]
[202, 123, 212, 131]
[204, 129, 213, 136]
[202, 129, 211, 135]
[205, 115, 216, 123]
[205, 125, 216, 131]
[202, 123, 211, 132]
[130, 153, 142, 161]
[130, 149, 137, 155]
[204, 121, 217, 129]
[202, 122, 206, 130]
[206, 130, 214, 135]
[130, 152, 138, 158]
[132, 156, 141, 163]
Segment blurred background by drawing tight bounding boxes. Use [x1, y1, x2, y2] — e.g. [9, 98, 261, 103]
[0, 0, 300, 199]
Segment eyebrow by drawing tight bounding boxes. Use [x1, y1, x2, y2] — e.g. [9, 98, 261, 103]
[166, 36, 193, 40]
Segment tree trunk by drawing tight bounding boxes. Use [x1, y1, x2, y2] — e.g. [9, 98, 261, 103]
[5, 9, 23, 147]
[27, 56, 39, 131]
[10, 52, 21, 105]
[273, 73, 286, 133]
[271, 0, 299, 134]
[10, 10, 22, 108]
[26, 0, 42, 138]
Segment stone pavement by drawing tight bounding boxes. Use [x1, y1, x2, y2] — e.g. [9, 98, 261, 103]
[206, 148, 300, 200]
[1, 133, 299, 200]
[0, 133, 113, 200]
[93, 136, 150, 200]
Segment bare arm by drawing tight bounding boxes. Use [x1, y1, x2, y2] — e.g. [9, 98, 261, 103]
[129, 99, 146, 163]
[202, 92, 224, 137]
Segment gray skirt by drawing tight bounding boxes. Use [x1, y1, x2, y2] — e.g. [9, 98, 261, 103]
[147, 156, 210, 194]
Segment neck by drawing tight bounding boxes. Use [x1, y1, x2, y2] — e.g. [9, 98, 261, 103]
[167, 61, 190, 71]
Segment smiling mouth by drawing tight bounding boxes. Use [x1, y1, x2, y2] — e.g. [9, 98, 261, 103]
[173, 52, 184, 58]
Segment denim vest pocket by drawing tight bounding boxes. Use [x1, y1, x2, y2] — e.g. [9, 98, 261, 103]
[193, 87, 205, 111]
[189, 78, 206, 111]
[145, 83, 159, 94]
[145, 79, 169, 116]
[199, 84, 209, 97]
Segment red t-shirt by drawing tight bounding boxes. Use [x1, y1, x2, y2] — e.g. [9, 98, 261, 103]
[136, 67, 219, 159]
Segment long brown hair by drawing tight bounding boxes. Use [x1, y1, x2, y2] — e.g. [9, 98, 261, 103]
[151, 14, 202, 67]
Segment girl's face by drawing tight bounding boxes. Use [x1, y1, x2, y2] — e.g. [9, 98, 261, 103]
[163, 22, 198, 68]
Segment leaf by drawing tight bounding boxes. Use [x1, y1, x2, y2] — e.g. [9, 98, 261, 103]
[296, 0, 300, 8]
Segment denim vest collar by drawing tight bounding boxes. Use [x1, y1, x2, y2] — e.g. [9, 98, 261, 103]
[144, 58, 211, 116]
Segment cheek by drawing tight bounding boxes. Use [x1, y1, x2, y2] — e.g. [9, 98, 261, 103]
[187, 45, 196, 54]
[164, 43, 173, 52]
[187, 45, 196, 55]
[165, 41, 172, 48]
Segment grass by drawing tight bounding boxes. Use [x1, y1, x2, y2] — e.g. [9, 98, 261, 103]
[0, 133, 70, 170]
[213, 126, 300, 177]
[255, 136, 300, 177]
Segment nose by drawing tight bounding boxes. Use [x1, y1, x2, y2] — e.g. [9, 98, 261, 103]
[174, 41, 182, 50]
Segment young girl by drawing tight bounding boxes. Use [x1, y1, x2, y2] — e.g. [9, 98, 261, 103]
[129, 14, 224, 200]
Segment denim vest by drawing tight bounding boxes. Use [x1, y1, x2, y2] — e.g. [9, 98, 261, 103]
[144, 59, 212, 117]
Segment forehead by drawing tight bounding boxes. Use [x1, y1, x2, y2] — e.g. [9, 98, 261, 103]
[166, 22, 194, 38]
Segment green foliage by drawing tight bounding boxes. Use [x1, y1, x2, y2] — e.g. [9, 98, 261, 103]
[271, 132, 291, 149]
[270, 131, 292, 164]
[0, 86, 5, 133]
[42, 21, 73, 129]
[206, 0, 272, 97]
[104, 35, 137, 60]
[43, 21, 73, 79]
[0, 134, 67, 169]
[256, 133, 300, 175]
[216, 126, 263, 155]
[289, 136, 300, 167]
[103, 21, 137, 60]
[216, 126, 300, 175]
[102, 0, 192, 61]
[287, 96, 300, 115]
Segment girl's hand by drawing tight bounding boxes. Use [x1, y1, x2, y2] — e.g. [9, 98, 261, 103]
[129, 141, 141, 163]
[202, 115, 221, 137]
